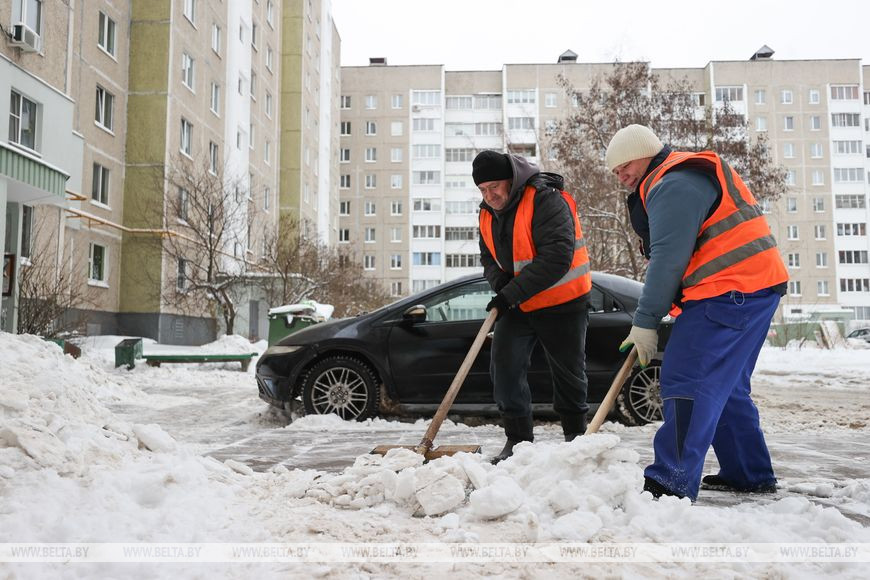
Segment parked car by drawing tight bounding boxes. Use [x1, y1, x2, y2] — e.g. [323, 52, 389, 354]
[846, 327, 870, 342]
[256, 273, 672, 425]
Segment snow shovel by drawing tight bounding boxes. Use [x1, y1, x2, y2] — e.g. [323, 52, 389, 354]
[371, 308, 498, 460]
[585, 346, 638, 434]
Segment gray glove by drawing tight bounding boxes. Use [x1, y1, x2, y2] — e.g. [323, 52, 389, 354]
[619, 325, 659, 368]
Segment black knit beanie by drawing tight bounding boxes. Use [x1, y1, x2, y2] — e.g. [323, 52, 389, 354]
[472, 151, 512, 185]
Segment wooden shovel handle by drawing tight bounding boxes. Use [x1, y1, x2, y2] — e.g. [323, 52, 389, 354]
[416, 308, 499, 453]
[585, 346, 638, 435]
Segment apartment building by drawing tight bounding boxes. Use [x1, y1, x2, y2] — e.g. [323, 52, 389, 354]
[338, 52, 870, 321]
[2, 0, 338, 343]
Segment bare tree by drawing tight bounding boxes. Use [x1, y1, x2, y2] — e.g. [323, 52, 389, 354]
[16, 208, 93, 337]
[159, 155, 257, 335]
[260, 214, 391, 318]
[545, 61, 786, 280]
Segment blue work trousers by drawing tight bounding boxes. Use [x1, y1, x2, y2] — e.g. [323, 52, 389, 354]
[644, 288, 780, 500]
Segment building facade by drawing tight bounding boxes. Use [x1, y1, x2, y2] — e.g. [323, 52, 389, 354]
[338, 53, 870, 322]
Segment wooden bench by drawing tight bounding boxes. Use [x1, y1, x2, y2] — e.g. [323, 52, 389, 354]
[143, 353, 258, 372]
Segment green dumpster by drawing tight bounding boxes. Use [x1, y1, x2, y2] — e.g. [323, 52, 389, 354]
[267, 302, 331, 346]
[115, 338, 143, 369]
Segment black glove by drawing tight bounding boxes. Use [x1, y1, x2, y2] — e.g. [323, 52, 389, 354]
[486, 293, 511, 320]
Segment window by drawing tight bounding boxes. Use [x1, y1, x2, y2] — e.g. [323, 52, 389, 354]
[715, 87, 743, 102]
[339, 200, 350, 215]
[265, 92, 273, 118]
[20, 205, 32, 259]
[176, 259, 187, 291]
[338, 229, 350, 243]
[210, 82, 220, 114]
[812, 170, 824, 185]
[365, 227, 376, 243]
[390, 254, 402, 269]
[445, 254, 481, 268]
[445, 148, 474, 162]
[786, 197, 797, 212]
[391, 174, 402, 189]
[180, 118, 192, 155]
[390, 121, 403, 136]
[837, 223, 867, 236]
[787, 253, 800, 268]
[211, 23, 221, 55]
[340, 95, 351, 109]
[835, 194, 866, 209]
[413, 171, 440, 185]
[413, 145, 440, 159]
[365, 121, 377, 136]
[783, 143, 795, 158]
[250, 71, 257, 98]
[816, 252, 828, 268]
[814, 225, 826, 240]
[781, 90, 793, 104]
[787, 225, 799, 240]
[754, 89, 766, 104]
[788, 280, 801, 296]
[817, 280, 829, 296]
[833, 140, 862, 155]
[178, 188, 189, 221]
[340, 121, 351, 136]
[812, 197, 825, 212]
[13, 0, 42, 34]
[98, 12, 116, 56]
[840, 279, 870, 293]
[265, 141, 271, 164]
[181, 53, 195, 90]
[266, 46, 274, 71]
[412, 253, 441, 267]
[365, 148, 377, 162]
[446, 200, 478, 215]
[251, 22, 258, 49]
[475, 122, 502, 136]
[390, 227, 402, 242]
[783, 116, 794, 131]
[208, 141, 218, 174]
[237, 75, 245, 95]
[391, 94, 403, 109]
[267, 0, 274, 26]
[446, 96, 473, 109]
[413, 198, 440, 211]
[183, 0, 196, 23]
[413, 118, 436, 132]
[339, 148, 350, 163]
[809, 143, 823, 158]
[412, 225, 441, 239]
[365, 95, 378, 109]
[91, 163, 110, 205]
[755, 117, 767, 132]
[390, 282, 403, 297]
[830, 86, 859, 100]
[339, 175, 350, 189]
[506, 89, 535, 104]
[89, 243, 107, 283]
[445, 227, 477, 241]
[8, 90, 38, 150]
[831, 113, 860, 127]
[390, 200, 402, 216]
[834, 168, 863, 183]
[508, 117, 535, 130]
[544, 93, 557, 108]
[810, 116, 821, 131]
[263, 186, 270, 210]
[364, 255, 375, 270]
[95, 86, 114, 131]
[785, 170, 796, 185]
[365, 175, 376, 189]
[412, 90, 440, 106]
[808, 89, 820, 104]
[839, 250, 869, 264]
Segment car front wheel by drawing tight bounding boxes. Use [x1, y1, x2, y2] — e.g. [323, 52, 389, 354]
[301, 356, 379, 421]
[615, 363, 663, 425]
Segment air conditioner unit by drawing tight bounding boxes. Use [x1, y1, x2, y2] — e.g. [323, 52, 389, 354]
[11, 23, 41, 53]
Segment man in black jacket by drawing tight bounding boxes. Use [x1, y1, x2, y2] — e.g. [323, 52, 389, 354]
[475, 150, 591, 463]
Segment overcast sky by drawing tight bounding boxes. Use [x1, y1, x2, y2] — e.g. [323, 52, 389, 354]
[331, 0, 869, 71]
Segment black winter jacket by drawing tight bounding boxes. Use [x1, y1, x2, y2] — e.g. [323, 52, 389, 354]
[478, 154, 588, 312]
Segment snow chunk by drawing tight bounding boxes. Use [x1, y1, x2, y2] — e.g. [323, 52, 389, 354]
[470, 475, 525, 519]
[133, 424, 178, 452]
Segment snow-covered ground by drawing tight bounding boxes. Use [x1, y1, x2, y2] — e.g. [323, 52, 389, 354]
[1, 332, 868, 578]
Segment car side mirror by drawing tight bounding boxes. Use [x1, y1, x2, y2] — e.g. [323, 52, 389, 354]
[402, 304, 427, 323]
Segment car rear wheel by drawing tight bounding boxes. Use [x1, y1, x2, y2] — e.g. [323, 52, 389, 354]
[301, 356, 379, 421]
[615, 363, 663, 426]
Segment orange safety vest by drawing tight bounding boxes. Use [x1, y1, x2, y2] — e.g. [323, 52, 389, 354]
[479, 185, 592, 312]
[639, 151, 788, 304]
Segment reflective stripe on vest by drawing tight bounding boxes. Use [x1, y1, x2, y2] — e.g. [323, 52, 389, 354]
[479, 185, 592, 312]
[639, 151, 787, 302]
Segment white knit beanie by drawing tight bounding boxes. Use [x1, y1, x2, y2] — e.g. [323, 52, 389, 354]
[604, 124, 664, 172]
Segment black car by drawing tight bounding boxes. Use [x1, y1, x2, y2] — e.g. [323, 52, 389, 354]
[256, 273, 671, 425]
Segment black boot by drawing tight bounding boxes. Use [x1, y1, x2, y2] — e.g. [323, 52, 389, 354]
[701, 474, 777, 493]
[643, 476, 685, 499]
[561, 413, 588, 441]
[491, 415, 534, 464]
